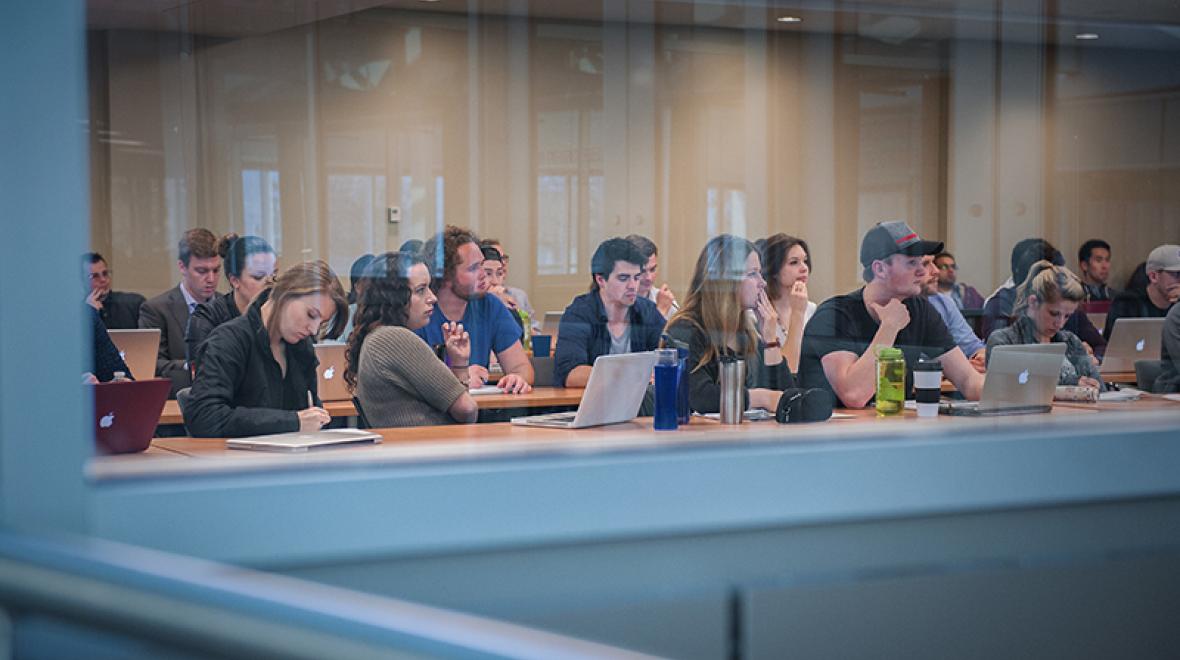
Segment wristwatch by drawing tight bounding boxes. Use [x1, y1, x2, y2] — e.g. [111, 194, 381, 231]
[763, 339, 781, 349]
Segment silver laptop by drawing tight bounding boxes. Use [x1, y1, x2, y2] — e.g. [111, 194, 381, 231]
[108, 328, 160, 381]
[511, 351, 658, 429]
[1100, 318, 1165, 375]
[942, 343, 1067, 416]
[314, 343, 350, 401]
[540, 311, 564, 339]
[227, 428, 381, 453]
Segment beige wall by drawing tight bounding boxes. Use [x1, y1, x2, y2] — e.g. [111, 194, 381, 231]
[88, 8, 1180, 311]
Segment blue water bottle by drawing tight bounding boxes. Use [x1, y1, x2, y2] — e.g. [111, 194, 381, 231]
[653, 348, 680, 430]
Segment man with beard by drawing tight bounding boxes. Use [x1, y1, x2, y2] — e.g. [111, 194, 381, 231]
[1104, 244, 1180, 339]
[415, 226, 533, 393]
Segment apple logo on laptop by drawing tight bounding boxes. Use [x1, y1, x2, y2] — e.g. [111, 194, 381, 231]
[324, 366, 336, 380]
[1017, 369, 1030, 385]
[1135, 339, 1146, 352]
[118, 350, 126, 360]
[100, 412, 115, 429]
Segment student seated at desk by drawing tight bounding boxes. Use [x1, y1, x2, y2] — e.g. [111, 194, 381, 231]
[665, 234, 796, 414]
[553, 237, 666, 388]
[798, 221, 984, 408]
[184, 261, 348, 438]
[986, 261, 1104, 390]
[414, 225, 533, 393]
[84, 305, 131, 383]
[346, 251, 478, 427]
[185, 234, 277, 374]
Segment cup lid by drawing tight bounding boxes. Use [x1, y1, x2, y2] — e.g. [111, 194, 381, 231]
[914, 360, 942, 372]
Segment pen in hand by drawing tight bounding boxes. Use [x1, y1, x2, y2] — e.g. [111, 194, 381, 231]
[307, 390, 315, 409]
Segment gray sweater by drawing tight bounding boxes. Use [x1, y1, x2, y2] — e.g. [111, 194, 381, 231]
[356, 326, 468, 428]
[985, 315, 1104, 389]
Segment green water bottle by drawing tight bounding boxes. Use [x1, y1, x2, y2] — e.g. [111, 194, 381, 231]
[875, 347, 905, 417]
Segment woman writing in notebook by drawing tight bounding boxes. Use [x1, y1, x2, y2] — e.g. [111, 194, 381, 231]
[985, 260, 1103, 390]
[345, 251, 479, 427]
[184, 261, 349, 437]
[664, 234, 796, 414]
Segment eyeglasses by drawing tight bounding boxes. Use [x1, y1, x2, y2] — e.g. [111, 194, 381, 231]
[88, 270, 111, 280]
[936, 263, 958, 271]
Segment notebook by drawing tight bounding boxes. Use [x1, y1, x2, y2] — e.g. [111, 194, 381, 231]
[511, 351, 657, 429]
[1100, 318, 1165, 375]
[226, 428, 382, 453]
[313, 343, 350, 401]
[942, 343, 1067, 416]
[92, 378, 171, 454]
[107, 328, 161, 381]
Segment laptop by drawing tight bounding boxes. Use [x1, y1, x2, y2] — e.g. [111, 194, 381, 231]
[108, 328, 161, 381]
[1100, 318, 1165, 375]
[227, 428, 382, 453]
[540, 311, 564, 339]
[942, 343, 1067, 416]
[313, 343, 350, 401]
[511, 351, 658, 429]
[92, 378, 171, 454]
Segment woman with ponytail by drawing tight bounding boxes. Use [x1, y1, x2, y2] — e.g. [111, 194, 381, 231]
[346, 251, 478, 427]
[985, 260, 1103, 389]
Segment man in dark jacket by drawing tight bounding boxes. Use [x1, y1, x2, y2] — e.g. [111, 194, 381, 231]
[554, 238, 666, 388]
[84, 252, 145, 330]
[138, 228, 221, 397]
[1104, 244, 1180, 339]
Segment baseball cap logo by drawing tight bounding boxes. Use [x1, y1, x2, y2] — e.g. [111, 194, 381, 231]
[895, 232, 918, 246]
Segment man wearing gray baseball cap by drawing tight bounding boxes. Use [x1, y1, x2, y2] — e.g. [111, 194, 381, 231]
[1103, 244, 1180, 339]
[798, 221, 985, 408]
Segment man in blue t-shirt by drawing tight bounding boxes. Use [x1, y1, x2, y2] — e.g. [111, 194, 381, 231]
[415, 226, 534, 393]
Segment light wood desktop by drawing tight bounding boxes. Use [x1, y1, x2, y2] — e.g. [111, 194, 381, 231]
[92, 398, 1180, 481]
[157, 387, 586, 426]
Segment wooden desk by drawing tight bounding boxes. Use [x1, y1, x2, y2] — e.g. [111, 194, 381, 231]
[93, 401, 1180, 481]
[1101, 371, 1137, 385]
[157, 387, 585, 426]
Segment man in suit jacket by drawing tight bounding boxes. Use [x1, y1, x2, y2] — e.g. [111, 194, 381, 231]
[84, 252, 146, 330]
[139, 228, 221, 396]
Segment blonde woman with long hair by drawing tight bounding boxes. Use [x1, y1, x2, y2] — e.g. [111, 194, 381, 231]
[664, 234, 795, 414]
[985, 260, 1103, 389]
[185, 260, 349, 437]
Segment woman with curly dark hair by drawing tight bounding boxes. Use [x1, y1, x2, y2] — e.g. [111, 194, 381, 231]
[346, 251, 478, 427]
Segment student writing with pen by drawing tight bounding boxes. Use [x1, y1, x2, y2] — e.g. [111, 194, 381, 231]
[184, 261, 347, 438]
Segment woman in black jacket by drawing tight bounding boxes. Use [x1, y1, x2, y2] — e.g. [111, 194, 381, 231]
[185, 233, 277, 373]
[664, 234, 796, 414]
[184, 260, 348, 438]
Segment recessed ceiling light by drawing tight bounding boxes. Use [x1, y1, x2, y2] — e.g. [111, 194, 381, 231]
[777, 16, 802, 23]
[1074, 32, 1099, 40]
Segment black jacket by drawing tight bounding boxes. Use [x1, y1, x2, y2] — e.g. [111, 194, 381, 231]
[184, 297, 321, 438]
[553, 291, 667, 387]
[185, 291, 241, 374]
[90, 306, 130, 382]
[98, 290, 146, 330]
[665, 318, 795, 414]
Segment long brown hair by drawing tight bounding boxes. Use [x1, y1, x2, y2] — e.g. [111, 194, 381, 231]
[263, 260, 348, 345]
[761, 233, 811, 301]
[666, 234, 760, 371]
[344, 251, 422, 392]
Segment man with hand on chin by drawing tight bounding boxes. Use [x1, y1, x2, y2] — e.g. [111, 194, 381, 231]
[415, 226, 534, 394]
[798, 221, 984, 408]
